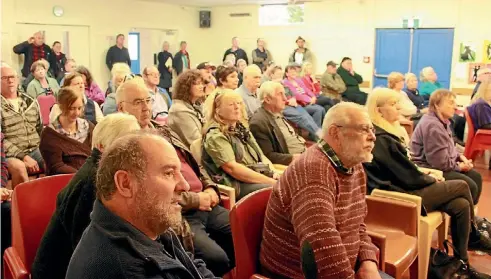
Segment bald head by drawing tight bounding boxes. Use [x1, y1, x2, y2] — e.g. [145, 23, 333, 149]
[321, 102, 369, 137]
[243, 64, 262, 92]
[116, 77, 152, 128]
[33, 31, 44, 46]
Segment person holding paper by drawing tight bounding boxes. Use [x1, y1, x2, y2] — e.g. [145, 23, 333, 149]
[158, 41, 174, 93]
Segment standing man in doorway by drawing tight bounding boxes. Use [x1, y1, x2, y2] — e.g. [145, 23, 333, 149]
[105, 34, 131, 71]
[223, 37, 249, 65]
[52, 41, 67, 81]
[174, 41, 190, 76]
[13, 31, 57, 78]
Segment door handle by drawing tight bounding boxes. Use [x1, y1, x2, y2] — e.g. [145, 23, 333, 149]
[373, 69, 389, 78]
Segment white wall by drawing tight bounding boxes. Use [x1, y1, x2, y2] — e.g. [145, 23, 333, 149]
[2, 0, 490, 91]
[1, 0, 209, 86]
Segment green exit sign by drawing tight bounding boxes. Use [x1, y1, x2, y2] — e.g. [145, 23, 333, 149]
[403, 18, 420, 29]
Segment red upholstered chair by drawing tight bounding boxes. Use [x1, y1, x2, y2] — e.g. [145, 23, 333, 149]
[464, 109, 491, 160]
[37, 94, 56, 126]
[230, 187, 272, 279]
[3, 174, 75, 279]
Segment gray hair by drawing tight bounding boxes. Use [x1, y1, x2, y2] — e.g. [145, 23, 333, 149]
[96, 132, 162, 200]
[420, 67, 434, 82]
[92, 113, 141, 149]
[321, 102, 368, 136]
[259, 81, 283, 102]
[405, 72, 417, 83]
[243, 64, 261, 78]
[115, 76, 147, 104]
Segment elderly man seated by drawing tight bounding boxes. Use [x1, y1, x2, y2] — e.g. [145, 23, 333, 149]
[116, 77, 235, 276]
[66, 133, 218, 279]
[260, 102, 391, 279]
[142, 66, 172, 119]
[250, 81, 306, 165]
[236, 64, 262, 119]
[1, 65, 44, 187]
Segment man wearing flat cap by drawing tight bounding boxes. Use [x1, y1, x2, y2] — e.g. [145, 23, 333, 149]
[320, 60, 346, 100]
[289, 36, 313, 65]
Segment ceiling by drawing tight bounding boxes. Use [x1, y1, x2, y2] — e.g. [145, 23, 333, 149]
[143, 0, 324, 7]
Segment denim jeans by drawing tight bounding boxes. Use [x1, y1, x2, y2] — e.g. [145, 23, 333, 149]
[283, 106, 321, 141]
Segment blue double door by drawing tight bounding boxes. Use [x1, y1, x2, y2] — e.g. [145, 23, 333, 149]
[373, 28, 454, 89]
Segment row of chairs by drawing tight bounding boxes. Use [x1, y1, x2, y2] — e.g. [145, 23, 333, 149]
[3, 173, 450, 279]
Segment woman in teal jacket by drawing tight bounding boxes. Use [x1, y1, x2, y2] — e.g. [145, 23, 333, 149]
[419, 66, 442, 100]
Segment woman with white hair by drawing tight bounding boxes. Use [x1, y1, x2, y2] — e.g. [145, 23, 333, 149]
[103, 63, 131, 115]
[202, 89, 277, 200]
[402, 73, 426, 111]
[32, 113, 141, 279]
[419, 66, 442, 101]
[363, 88, 491, 278]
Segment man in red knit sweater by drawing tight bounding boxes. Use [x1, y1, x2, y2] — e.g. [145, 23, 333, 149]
[260, 102, 389, 279]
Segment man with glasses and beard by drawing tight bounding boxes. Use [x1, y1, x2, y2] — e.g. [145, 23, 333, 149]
[66, 133, 218, 279]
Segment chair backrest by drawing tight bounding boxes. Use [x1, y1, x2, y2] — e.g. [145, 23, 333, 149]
[230, 187, 272, 279]
[37, 94, 56, 126]
[189, 138, 202, 164]
[10, 174, 74, 273]
[464, 109, 475, 145]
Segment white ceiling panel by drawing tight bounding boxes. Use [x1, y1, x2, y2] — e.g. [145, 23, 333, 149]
[140, 0, 324, 7]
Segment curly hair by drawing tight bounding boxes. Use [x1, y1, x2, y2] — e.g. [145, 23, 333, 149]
[75, 65, 94, 86]
[172, 70, 204, 104]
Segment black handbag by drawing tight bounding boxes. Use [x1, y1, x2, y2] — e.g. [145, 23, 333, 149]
[428, 240, 470, 279]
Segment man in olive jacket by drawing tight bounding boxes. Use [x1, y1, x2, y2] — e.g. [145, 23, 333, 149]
[250, 81, 306, 165]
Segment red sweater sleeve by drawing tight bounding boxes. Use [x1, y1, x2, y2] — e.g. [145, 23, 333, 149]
[291, 183, 355, 279]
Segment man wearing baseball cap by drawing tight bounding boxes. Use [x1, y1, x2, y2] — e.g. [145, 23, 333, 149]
[289, 36, 313, 65]
[196, 62, 217, 96]
[320, 61, 346, 100]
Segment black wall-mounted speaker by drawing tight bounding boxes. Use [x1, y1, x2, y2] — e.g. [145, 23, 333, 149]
[200, 11, 211, 28]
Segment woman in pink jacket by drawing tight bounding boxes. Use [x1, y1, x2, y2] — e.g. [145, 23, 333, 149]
[75, 66, 105, 105]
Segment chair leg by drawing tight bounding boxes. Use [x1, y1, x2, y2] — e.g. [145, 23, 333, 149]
[418, 223, 433, 279]
[409, 257, 419, 279]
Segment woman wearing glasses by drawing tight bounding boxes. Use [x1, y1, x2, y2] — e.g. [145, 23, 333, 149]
[363, 88, 491, 278]
[168, 70, 206, 149]
[40, 87, 93, 175]
[202, 89, 278, 201]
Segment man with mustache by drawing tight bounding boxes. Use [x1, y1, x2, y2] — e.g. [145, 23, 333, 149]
[66, 133, 218, 278]
[116, 77, 235, 276]
[260, 102, 391, 279]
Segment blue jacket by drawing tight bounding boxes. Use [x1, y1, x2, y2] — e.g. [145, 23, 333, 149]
[402, 88, 425, 110]
[66, 200, 218, 279]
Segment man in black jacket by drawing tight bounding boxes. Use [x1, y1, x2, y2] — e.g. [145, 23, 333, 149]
[13, 32, 57, 78]
[31, 113, 141, 279]
[250, 81, 306, 165]
[105, 34, 131, 70]
[66, 133, 218, 279]
[223, 37, 248, 65]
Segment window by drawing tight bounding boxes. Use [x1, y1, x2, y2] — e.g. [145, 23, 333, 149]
[259, 4, 304, 26]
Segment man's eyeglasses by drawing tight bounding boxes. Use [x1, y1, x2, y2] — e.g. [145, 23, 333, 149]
[335, 124, 375, 135]
[122, 97, 154, 107]
[1, 76, 16, 81]
[146, 73, 160, 78]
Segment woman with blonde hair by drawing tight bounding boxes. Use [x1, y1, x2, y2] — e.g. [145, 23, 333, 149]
[103, 62, 131, 115]
[363, 88, 491, 276]
[387, 72, 419, 117]
[300, 62, 320, 94]
[403, 73, 426, 111]
[468, 80, 491, 131]
[202, 89, 277, 200]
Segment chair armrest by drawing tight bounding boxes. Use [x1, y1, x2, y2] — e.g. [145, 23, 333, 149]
[251, 275, 270, 279]
[371, 189, 422, 217]
[3, 247, 29, 279]
[367, 230, 386, 272]
[217, 184, 235, 209]
[366, 196, 418, 237]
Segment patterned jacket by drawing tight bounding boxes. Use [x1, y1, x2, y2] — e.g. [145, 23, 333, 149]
[1, 92, 43, 159]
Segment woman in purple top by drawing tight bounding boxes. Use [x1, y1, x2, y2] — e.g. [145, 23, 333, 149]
[282, 64, 325, 123]
[75, 66, 105, 105]
[410, 89, 483, 210]
[468, 80, 491, 131]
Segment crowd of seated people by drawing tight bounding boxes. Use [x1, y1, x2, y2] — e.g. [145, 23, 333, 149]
[4, 31, 491, 279]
